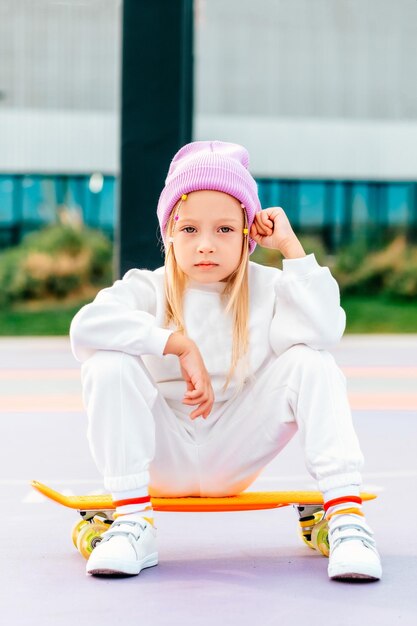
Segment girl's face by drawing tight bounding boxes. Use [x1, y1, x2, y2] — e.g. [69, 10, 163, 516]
[170, 190, 245, 283]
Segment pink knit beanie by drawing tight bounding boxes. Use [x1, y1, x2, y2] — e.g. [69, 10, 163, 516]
[157, 140, 261, 254]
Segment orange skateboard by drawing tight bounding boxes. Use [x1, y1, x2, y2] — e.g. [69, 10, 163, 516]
[31, 480, 376, 559]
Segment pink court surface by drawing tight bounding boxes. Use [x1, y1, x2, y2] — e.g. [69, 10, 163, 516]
[1, 335, 416, 625]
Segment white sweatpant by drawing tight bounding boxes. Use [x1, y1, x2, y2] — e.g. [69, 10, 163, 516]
[81, 344, 364, 497]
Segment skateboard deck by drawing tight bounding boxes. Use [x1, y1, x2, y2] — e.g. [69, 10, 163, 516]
[31, 480, 376, 513]
[32, 480, 377, 560]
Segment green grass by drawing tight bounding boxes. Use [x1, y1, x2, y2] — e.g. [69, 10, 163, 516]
[342, 295, 417, 333]
[0, 301, 87, 336]
[0, 295, 416, 336]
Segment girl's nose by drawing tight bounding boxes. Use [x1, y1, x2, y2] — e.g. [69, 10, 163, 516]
[197, 239, 215, 253]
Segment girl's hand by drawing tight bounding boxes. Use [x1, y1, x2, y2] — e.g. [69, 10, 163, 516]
[178, 341, 214, 420]
[250, 207, 306, 258]
[164, 332, 214, 419]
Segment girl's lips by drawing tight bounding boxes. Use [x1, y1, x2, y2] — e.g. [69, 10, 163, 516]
[195, 263, 218, 267]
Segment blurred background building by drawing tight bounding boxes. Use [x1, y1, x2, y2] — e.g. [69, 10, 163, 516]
[0, 0, 121, 248]
[0, 0, 416, 252]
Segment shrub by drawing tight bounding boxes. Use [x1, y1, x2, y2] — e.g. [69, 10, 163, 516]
[0, 225, 112, 306]
[251, 231, 417, 300]
[298, 234, 328, 266]
[21, 224, 85, 257]
[333, 235, 417, 299]
[251, 234, 327, 268]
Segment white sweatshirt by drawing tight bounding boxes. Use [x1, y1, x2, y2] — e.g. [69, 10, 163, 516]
[70, 254, 346, 402]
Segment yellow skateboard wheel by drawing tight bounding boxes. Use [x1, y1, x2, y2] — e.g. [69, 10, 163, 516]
[299, 529, 315, 550]
[76, 519, 108, 560]
[71, 519, 89, 549]
[311, 519, 330, 557]
[298, 509, 325, 550]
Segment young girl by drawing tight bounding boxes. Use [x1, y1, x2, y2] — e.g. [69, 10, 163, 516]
[70, 140, 381, 581]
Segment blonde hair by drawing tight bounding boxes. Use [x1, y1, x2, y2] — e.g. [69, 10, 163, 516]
[162, 203, 250, 393]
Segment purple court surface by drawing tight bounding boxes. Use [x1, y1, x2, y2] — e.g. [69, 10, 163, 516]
[1, 335, 416, 625]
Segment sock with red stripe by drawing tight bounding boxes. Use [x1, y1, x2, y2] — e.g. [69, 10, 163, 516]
[323, 485, 363, 521]
[111, 486, 154, 526]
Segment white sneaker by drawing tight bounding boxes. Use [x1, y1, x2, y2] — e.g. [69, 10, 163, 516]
[86, 515, 158, 576]
[327, 514, 382, 581]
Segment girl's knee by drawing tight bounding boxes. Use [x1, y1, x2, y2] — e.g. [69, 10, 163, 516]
[81, 350, 159, 408]
[81, 350, 136, 384]
[278, 344, 341, 376]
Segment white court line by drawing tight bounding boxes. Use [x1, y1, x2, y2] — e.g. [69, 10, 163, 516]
[2, 469, 416, 489]
[23, 490, 47, 503]
[0, 478, 100, 486]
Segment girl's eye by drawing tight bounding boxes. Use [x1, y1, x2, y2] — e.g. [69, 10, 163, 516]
[181, 226, 233, 234]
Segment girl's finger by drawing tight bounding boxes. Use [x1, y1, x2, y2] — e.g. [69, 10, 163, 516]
[187, 383, 209, 397]
[190, 397, 212, 419]
[183, 389, 209, 404]
[255, 224, 268, 236]
[257, 228, 272, 238]
[250, 224, 263, 239]
[191, 405, 211, 420]
[183, 395, 204, 405]
[259, 214, 273, 227]
[261, 211, 273, 225]
[266, 207, 281, 218]
[185, 388, 201, 397]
